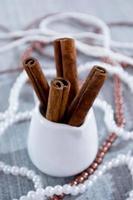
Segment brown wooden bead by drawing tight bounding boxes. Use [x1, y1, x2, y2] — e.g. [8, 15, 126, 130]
[70, 180, 78, 185]
[75, 177, 79, 183]
[81, 172, 89, 179]
[95, 157, 103, 164]
[75, 176, 84, 183]
[86, 167, 94, 174]
[102, 145, 108, 153]
[107, 133, 117, 143]
[106, 142, 112, 148]
[99, 146, 104, 151]
[91, 162, 98, 169]
[98, 151, 105, 158]
[109, 136, 116, 143]
[77, 176, 84, 183]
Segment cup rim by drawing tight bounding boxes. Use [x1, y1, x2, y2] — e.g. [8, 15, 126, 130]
[34, 105, 94, 131]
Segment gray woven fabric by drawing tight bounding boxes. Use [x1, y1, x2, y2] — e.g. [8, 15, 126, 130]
[0, 1, 133, 199]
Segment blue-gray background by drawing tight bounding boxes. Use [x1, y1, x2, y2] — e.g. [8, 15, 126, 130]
[0, 0, 133, 199]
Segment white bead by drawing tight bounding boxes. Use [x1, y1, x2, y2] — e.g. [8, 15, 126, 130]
[90, 175, 97, 182]
[44, 186, 54, 197]
[107, 161, 113, 169]
[12, 105, 17, 112]
[20, 167, 28, 176]
[71, 186, 79, 196]
[88, 180, 93, 187]
[32, 175, 40, 183]
[78, 184, 87, 193]
[54, 185, 63, 195]
[62, 184, 72, 194]
[112, 159, 120, 167]
[34, 182, 42, 189]
[27, 191, 36, 199]
[36, 188, 45, 198]
[129, 191, 133, 197]
[0, 127, 5, 134]
[84, 180, 93, 187]
[0, 162, 4, 170]
[34, 193, 43, 200]
[27, 170, 35, 179]
[98, 164, 106, 171]
[125, 156, 131, 163]
[3, 166, 11, 174]
[123, 132, 131, 140]
[11, 166, 19, 176]
[95, 170, 103, 177]
[6, 117, 13, 124]
[20, 196, 27, 200]
[118, 155, 126, 163]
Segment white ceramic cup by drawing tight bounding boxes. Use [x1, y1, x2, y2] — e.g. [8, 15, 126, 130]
[28, 106, 98, 177]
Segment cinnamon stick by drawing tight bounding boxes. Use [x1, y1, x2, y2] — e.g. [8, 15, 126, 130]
[54, 38, 79, 104]
[23, 57, 49, 114]
[66, 66, 107, 126]
[46, 78, 70, 122]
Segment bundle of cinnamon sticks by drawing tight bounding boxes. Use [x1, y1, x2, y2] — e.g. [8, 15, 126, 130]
[23, 38, 107, 127]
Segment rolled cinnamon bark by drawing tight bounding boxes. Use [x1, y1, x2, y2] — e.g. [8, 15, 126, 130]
[66, 66, 107, 126]
[54, 38, 79, 104]
[54, 39, 63, 77]
[23, 57, 49, 114]
[46, 78, 70, 122]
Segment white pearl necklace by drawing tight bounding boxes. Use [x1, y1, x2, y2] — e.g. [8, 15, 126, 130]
[1, 12, 133, 66]
[0, 161, 43, 200]
[6, 153, 133, 200]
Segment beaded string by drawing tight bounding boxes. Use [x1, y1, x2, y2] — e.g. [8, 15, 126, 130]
[51, 58, 125, 200]
[0, 17, 133, 76]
